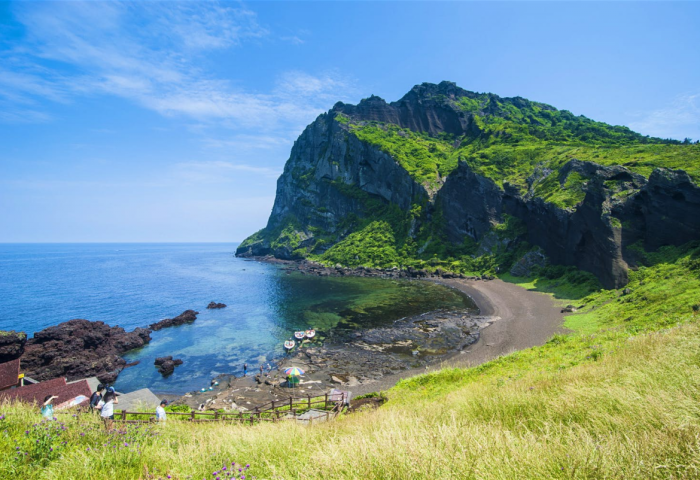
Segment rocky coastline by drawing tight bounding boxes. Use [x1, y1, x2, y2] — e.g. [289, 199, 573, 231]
[4, 262, 493, 408]
[173, 306, 495, 411]
[3, 308, 201, 385]
[263, 256, 496, 281]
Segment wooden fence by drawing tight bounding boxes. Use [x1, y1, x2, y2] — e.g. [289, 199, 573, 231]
[113, 392, 349, 425]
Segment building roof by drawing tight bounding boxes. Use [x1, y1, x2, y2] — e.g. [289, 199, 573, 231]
[114, 388, 160, 411]
[0, 374, 93, 409]
[0, 377, 66, 404]
[0, 359, 21, 390]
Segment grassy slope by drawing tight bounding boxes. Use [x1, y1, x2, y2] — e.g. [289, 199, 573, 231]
[2, 243, 700, 479]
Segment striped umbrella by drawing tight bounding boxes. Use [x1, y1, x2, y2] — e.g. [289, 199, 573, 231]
[284, 367, 305, 376]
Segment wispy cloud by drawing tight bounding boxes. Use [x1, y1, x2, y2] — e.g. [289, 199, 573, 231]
[629, 94, 700, 142]
[173, 161, 283, 183]
[1, 1, 353, 130]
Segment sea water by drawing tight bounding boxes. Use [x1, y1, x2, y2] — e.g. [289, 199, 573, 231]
[0, 243, 475, 394]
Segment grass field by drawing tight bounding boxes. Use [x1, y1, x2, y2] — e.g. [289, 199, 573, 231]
[2, 243, 700, 479]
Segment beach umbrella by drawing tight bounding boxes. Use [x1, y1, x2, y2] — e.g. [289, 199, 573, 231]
[284, 367, 305, 376]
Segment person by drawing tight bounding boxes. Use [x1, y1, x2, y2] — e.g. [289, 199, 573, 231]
[96, 387, 118, 430]
[259, 365, 264, 376]
[156, 399, 168, 422]
[89, 384, 105, 413]
[41, 395, 57, 420]
[243, 363, 247, 376]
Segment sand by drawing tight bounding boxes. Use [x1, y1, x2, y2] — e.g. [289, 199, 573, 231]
[351, 278, 566, 396]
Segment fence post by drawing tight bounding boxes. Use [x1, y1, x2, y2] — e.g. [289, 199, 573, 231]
[271, 400, 275, 411]
[308, 395, 311, 409]
[121, 410, 127, 421]
[190, 411, 195, 421]
[289, 396, 293, 410]
[239, 411, 243, 423]
[214, 410, 219, 421]
[324, 393, 328, 409]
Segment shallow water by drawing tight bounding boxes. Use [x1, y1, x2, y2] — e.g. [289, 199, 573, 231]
[0, 243, 475, 394]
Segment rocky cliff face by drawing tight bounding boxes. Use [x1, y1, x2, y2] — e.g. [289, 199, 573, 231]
[21, 319, 152, 384]
[236, 110, 428, 259]
[238, 81, 700, 288]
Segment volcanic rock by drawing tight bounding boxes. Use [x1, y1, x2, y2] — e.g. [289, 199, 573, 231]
[236, 81, 700, 288]
[0, 330, 27, 363]
[149, 310, 199, 331]
[206, 302, 227, 309]
[154, 356, 183, 376]
[20, 319, 152, 384]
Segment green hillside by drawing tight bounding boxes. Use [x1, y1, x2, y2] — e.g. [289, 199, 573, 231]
[3, 241, 700, 479]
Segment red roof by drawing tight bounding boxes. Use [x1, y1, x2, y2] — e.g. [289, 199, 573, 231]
[0, 359, 21, 390]
[0, 377, 67, 404]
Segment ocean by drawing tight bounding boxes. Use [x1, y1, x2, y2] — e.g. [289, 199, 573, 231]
[0, 243, 475, 394]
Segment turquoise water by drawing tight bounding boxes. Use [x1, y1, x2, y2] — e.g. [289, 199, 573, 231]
[0, 243, 475, 394]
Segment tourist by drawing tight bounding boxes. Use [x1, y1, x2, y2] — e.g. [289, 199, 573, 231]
[156, 399, 168, 422]
[89, 384, 105, 413]
[41, 395, 57, 420]
[243, 363, 247, 376]
[96, 387, 118, 430]
[259, 365, 264, 376]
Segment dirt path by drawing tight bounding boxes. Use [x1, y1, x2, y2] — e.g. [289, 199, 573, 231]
[352, 278, 566, 396]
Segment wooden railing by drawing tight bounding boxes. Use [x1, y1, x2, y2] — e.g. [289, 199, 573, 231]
[113, 392, 349, 425]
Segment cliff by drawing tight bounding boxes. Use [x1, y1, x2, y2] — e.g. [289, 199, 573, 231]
[237, 81, 700, 288]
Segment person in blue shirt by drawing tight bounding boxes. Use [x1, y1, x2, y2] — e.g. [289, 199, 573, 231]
[41, 395, 57, 420]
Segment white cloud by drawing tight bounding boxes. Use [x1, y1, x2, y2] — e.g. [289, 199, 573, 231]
[173, 161, 282, 183]
[1, 1, 353, 131]
[629, 94, 700, 142]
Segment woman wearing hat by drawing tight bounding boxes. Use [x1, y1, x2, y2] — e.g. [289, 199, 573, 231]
[96, 387, 118, 430]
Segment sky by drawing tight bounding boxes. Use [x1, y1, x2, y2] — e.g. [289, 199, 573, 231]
[1, 1, 699, 243]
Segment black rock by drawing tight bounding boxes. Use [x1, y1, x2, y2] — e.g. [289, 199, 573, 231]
[150, 310, 199, 331]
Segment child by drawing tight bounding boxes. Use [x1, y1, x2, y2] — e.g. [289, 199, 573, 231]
[96, 387, 118, 430]
[41, 395, 57, 420]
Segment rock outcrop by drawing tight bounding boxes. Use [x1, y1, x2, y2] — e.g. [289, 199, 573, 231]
[149, 310, 199, 331]
[0, 331, 27, 363]
[237, 81, 700, 288]
[20, 320, 152, 384]
[206, 302, 226, 309]
[154, 356, 183, 376]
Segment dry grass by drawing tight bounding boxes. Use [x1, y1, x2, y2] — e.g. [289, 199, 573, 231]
[3, 321, 700, 479]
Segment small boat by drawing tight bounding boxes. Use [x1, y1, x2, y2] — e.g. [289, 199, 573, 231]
[294, 331, 306, 340]
[284, 340, 296, 350]
[305, 329, 316, 339]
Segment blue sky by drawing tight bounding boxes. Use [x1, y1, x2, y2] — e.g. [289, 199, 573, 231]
[1, 1, 699, 243]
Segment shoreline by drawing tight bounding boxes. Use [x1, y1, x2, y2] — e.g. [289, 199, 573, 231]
[349, 277, 566, 396]
[170, 269, 565, 408]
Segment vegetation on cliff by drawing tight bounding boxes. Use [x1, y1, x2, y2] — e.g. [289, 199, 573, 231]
[237, 82, 700, 289]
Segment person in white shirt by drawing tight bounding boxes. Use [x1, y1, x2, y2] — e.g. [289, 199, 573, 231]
[156, 399, 168, 422]
[96, 388, 118, 431]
